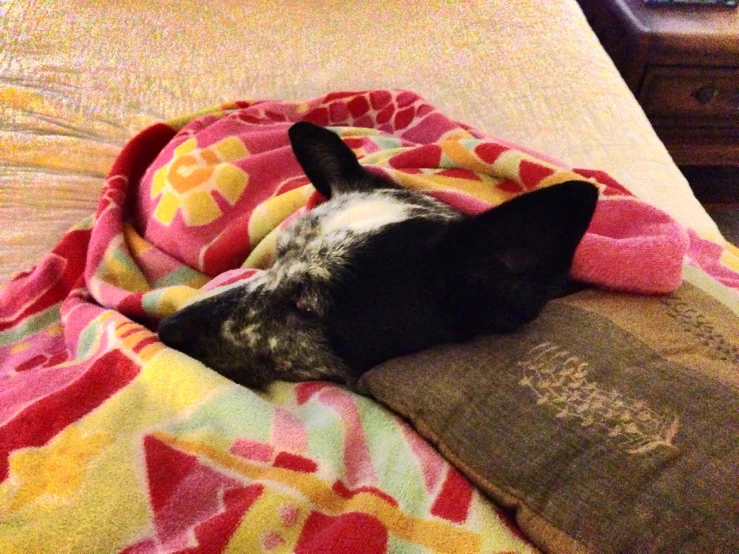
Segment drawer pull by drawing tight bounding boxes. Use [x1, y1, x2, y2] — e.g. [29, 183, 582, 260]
[691, 84, 718, 106]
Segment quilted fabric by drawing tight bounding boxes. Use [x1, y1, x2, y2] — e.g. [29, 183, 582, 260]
[0, 0, 724, 286]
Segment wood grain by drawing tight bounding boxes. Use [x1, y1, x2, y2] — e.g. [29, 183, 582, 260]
[578, 0, 739, 165]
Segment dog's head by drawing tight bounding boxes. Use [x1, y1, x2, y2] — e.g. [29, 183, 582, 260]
[158, 122, 598, 388]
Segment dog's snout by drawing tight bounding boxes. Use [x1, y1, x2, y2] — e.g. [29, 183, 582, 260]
[158, 312, 198, 352]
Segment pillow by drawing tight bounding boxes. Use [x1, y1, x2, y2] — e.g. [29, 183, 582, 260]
[357, 267, 739, 554]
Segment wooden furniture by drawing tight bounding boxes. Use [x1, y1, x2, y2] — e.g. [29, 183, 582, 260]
[578, 0, 739, 165]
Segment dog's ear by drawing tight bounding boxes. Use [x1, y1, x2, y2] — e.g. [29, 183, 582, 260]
[288, 122, 391, 198]
[433, 181, 598, 335]
[438, 180, 598, 287]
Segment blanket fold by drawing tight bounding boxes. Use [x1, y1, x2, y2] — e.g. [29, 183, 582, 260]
[1, 90, 737, 554]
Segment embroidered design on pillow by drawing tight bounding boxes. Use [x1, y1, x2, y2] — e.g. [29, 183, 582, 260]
[661, 294, 739, 364]
[517, 342, 680, 454]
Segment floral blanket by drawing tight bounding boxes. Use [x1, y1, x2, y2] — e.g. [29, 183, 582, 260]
[1, 90, 737, 554]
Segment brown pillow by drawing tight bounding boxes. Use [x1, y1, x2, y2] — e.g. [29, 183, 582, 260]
[357, 268, 739, 554]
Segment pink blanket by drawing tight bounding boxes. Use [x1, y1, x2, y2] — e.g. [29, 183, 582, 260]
[1, 90, 737, 553]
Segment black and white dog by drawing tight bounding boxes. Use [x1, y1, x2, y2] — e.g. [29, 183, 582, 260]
[158, 122, 598, 388]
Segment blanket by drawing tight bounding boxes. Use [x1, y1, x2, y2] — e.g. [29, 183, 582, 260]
[1, 90, 738, 554]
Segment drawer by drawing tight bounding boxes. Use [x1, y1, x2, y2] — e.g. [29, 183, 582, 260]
[639, 67, 739, 125]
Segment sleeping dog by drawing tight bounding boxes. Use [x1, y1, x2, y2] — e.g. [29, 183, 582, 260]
[158, 122, 598, 388]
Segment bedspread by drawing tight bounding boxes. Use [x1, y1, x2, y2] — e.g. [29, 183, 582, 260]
[2, 91, 738, 553]
[1, 0, 727, 288]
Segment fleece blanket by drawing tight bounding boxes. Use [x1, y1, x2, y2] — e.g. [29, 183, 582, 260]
[1, 90, 738, 554]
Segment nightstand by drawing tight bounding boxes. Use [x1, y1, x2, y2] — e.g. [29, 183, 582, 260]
[577, 0, 739, 166]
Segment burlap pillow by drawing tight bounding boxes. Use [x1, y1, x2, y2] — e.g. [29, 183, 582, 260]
[357, 267, 739, 554]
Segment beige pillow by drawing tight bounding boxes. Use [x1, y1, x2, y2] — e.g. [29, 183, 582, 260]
[358, 268, 739, 554]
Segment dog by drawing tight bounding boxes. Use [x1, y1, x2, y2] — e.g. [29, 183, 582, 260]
[158, 122, 598, 388]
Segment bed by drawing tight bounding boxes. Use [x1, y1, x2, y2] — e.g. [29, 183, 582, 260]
[1, 1, 737, 553]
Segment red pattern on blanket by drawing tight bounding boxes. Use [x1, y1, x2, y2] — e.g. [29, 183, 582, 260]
[1, 90, 737, 554]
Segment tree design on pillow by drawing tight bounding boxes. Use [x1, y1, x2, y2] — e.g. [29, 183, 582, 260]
[517, 342, 679, 454]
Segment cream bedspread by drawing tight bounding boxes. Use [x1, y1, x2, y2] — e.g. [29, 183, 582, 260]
[0, 0, 722, 286]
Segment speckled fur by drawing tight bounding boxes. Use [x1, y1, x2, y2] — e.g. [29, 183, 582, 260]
[265, 190, 454, 385]
[160, 188, 458, 388]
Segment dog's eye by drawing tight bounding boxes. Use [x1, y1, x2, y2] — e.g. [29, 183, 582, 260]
[295, 296, 317, 318]
[294, 283, 323, 319]
[296, 302, 315, 317]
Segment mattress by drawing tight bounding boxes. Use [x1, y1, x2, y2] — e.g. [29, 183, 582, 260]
[0, 0, 723, 287]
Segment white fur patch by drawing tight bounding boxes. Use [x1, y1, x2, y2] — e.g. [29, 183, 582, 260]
[322, 197, 409, 234]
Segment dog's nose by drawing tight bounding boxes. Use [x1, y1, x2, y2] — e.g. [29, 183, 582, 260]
[158, 313, 194, 352]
